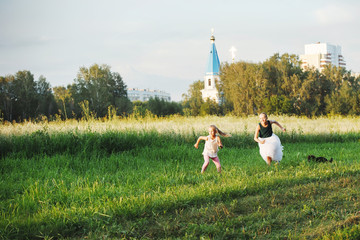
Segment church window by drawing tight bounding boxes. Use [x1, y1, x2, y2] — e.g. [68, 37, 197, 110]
[208, 79, 211, 86]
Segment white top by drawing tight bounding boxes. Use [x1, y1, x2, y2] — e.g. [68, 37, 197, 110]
[202, 135, 219, 158]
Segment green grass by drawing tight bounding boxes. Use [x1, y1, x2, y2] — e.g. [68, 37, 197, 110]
[0, 130, 359, 239]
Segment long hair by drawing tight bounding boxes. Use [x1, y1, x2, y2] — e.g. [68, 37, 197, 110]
[210, 125, 231, 137]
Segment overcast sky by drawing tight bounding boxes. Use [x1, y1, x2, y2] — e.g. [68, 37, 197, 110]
[1, 0, 359, 101]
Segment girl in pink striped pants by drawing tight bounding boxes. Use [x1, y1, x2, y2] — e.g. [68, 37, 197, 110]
[194, 125, 231, 173]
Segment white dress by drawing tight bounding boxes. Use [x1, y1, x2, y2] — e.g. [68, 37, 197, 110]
[258, 133, 283, 162]
[202, 135, 219, 158]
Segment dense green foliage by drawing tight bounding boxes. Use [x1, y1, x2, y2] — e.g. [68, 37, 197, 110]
[0, 64, 132, 122]
[1, 128, 359, 239]
[219, 53, 360, 117]
[182, 80, 204, 116]
[132, 98, 183, 117]
[66, 64, 132, 118]
[0, 64, 183, 122]
[183, 53, 360, 117]
[2, 54, 360, 122]
[0, 71, 57, 121]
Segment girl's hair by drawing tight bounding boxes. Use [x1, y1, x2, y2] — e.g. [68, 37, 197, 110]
[259, 112, 268, 118]
[210, 125, 231, 137]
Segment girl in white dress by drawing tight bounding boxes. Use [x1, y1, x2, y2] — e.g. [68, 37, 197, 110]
[194, 125, 231, 173]
[254, 113, 286, 165]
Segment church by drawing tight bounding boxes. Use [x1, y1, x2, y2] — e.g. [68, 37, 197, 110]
[201, 31, 221, 103]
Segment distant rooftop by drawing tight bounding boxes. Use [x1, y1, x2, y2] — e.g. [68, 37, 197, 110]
[127, 88, 171, 102]
[128, 88, 168, 93]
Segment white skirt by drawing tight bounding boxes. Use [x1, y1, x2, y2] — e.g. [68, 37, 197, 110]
[258, 133, 283, 162]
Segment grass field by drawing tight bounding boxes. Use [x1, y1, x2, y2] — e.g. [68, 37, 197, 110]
[1, 116, 360, 239]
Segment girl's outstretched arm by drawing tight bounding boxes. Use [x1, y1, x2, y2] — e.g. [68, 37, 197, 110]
[270, 120, 286, 132]
[194, 136, 207, 149]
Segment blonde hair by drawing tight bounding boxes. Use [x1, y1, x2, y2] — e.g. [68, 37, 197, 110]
[259, 112, 268, 119]
[210, 124, 231, 137]
[259, 112, 267, 118]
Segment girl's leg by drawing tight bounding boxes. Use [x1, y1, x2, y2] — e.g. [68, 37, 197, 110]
[211, 157, 221, 173]
[266, 156, 272, 165]
[201, 155, 210, 173]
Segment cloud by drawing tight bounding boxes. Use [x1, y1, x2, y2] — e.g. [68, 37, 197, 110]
[315, 3, 357, 25]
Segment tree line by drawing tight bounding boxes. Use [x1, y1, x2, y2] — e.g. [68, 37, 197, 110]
[1, 54, 360, 122]
[0, 64, 182, 122]
[182, 53, 360, 117]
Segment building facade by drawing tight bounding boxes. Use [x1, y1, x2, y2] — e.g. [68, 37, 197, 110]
[201, 32, 220, 102]
[127, 88, 171, 102]
[300, 42, 346, 71]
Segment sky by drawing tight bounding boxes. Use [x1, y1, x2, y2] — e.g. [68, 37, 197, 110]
[1, 0, 360, 101]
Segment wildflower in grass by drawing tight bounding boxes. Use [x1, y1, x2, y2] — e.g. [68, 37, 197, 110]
[254, 113, 286, 165]
[194, 125, 231, 173]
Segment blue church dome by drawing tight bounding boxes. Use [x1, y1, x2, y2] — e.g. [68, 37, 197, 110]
[205, 35, 220, 75]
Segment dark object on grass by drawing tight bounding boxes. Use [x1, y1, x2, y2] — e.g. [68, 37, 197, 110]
[307, 155, 333, 163]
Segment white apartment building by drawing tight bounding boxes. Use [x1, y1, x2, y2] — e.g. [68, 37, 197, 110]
[300, 42, 346, 71]
[127, 88, 171, 102]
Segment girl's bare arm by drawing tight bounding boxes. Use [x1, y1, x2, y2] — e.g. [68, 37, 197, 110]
[270, 120, 286, 132]
[254, 125, 265, 144]
[194, 136, 207, 148]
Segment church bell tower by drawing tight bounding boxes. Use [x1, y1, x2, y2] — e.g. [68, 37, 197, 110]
[201, 29, 220, 102]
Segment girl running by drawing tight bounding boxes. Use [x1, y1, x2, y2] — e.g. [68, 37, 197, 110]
[194, 125, 231, 173]
[254, 113, 286, 165]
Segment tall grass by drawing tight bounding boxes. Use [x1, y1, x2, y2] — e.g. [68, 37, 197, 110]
[1, 116, 360, 239]
[1, 128, 359, 159]
[2, 115, 360, 136]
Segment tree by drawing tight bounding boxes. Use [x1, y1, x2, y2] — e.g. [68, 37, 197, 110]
[131, 100, 147, 118]
[220, 61, 265, 115]
[53, 86, 71, 119]
[10, 71, 38, 120]
[325, 71, 360, 115]
[182, 80, 204, 116]
[69, 64, 131, 118]
[36, 75, 57, 118]
[146, 97, 182, 116]
[147, 97, 164, 116]
[199, 98, 220, 116]
[1, 72, 58, 121]
[0, 75, 15, 121]
[263, 95, 292, 115]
